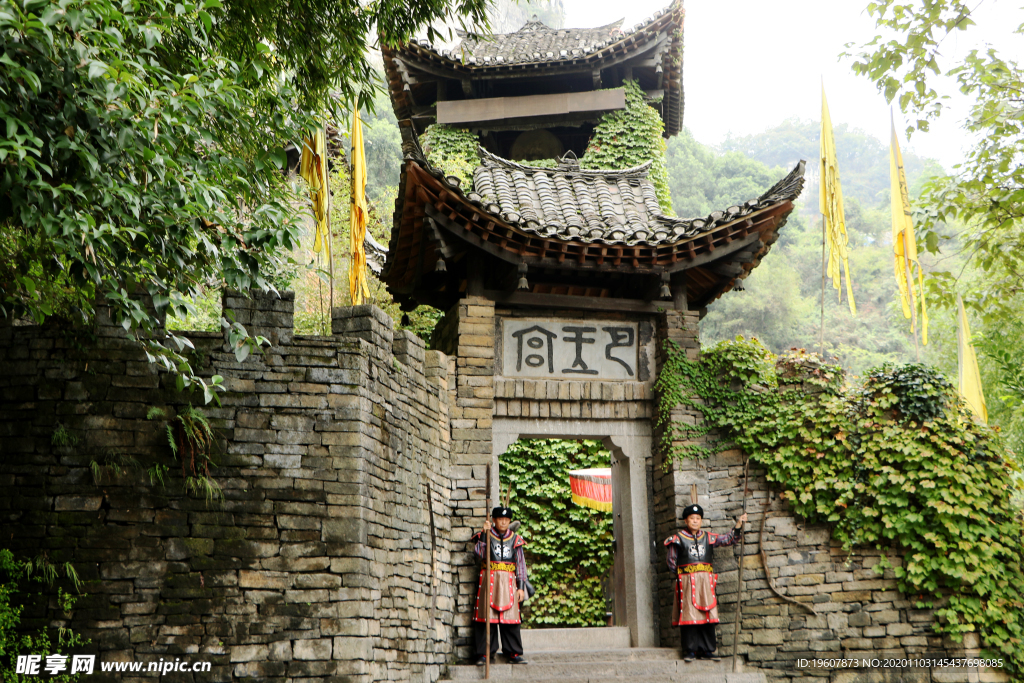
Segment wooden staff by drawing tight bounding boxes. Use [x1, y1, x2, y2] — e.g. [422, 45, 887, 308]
[426, 483, 438, 627]
[484, 464, 492, 679]
[731, 458, 750, 673]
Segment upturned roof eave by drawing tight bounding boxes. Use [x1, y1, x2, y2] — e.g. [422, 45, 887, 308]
[381, 151, 805, 293]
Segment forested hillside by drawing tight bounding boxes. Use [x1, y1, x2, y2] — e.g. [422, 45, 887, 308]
[673, 119, 942, 376]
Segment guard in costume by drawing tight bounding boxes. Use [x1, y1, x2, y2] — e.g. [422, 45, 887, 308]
[664, 503, 747, 661]
[471, 506, 530, 665]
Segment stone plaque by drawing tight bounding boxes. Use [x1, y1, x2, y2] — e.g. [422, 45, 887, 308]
[502, 319, 639, 381]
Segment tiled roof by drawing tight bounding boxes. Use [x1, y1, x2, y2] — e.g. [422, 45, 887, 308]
[382, 123, 805, 309]
[462, 148, 805, 247]
[446, 18, 627, 65]
[400, 2, 679, 72]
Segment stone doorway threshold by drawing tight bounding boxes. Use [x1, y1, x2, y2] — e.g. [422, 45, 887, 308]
[521, 626, 630, 652]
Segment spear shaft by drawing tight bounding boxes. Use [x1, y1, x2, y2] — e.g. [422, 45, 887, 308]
[731, 458, 750, 673]
[484, 465, 492, 679]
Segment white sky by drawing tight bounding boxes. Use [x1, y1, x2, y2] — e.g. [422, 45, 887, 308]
[562, 0, 1024, 170]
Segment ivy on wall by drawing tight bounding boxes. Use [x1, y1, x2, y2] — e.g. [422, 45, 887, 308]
[420, 125, 480, 188]
[581, 80, 674, 215]
[500, 439, 614, 627]
[657, 337, 1024, 678]
[420, 82, 674, 215]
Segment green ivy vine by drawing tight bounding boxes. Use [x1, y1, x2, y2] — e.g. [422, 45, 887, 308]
[420, 125, 480, 188]
[656, 337, 1024, 678]
[500, 439, 613, 627]
[581, 80, 674, 215]
[419, 83, 674, 216]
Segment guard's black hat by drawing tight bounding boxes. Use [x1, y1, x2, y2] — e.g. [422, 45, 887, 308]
[682, 504, 704, 519]
[492, 506, 513, 520]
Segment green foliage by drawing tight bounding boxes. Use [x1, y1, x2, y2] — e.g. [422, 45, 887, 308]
[581, 81, 673, 214]
[667, 128, 788, 219]
[654, 336, 778, 462]
[147, 405, 222, 503]
[0, 0, 488, 398]
[0, 550, 85, 683]
[50, 424, 78, 448]
[658, 338, 1024, 677]
[89, 451, 141, 484]
[500, 439, 613, 627]
[846, 1, 1024, 355]
[717, 118, 939, 209]
[420, 125, 481, 188]
[363, 91, 403, 202]
[165, 288, 222, 332]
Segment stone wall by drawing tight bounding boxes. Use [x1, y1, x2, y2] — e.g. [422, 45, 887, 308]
[1, 289, 1009, 683]
[430, 296, 497, 660]
[0, 293, 455, 683]
[674, 358, 1008, 683]
[651, 307, 706, 649]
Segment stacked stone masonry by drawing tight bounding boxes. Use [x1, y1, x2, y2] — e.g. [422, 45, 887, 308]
[0, 292, 1008, 683]
[0, 293, 456, 683]
[653, 331, 1009, 683]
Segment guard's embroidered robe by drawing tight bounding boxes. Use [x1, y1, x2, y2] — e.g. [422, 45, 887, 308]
[473, 530, 527, 624]
[664, 529, 738, 626]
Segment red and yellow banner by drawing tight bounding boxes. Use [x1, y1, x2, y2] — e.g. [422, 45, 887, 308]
[569, 468, 612, 512]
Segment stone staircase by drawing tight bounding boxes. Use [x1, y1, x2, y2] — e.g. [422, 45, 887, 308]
[444, 627, 766, 683]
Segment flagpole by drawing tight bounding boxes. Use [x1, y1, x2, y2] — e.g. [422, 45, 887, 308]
[820, 214, 826, 358]
[901, 232, 920, 362]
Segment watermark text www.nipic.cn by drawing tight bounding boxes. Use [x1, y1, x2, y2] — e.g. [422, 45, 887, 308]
[15, 655, 214, 675]
[798, 658, 1005, 669]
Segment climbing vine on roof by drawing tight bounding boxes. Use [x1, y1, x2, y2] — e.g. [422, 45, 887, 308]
[656, 337, 1024, 678]
[420, 125, 480, 188]
[582, 80, 674, 215]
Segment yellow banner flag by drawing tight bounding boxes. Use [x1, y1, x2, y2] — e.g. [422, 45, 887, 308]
[820, 86, 855, 315]
[890, 115, 928, 345]
[957, 295, 987, 423]
[349, 108, 370, 306]
[299, 129, 331, 259]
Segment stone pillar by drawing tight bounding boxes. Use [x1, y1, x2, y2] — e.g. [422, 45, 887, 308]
[443, 296, 497, 658]
[224, 289, 294, 347]
[651, 307, 706, 648]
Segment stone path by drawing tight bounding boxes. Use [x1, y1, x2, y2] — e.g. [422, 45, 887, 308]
[442, 628, 766, 683]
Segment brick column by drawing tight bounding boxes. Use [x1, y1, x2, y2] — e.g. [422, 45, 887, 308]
[651, 308, 706, 649]
[224, 289, 294, 347]
[442, 295, 497, 659]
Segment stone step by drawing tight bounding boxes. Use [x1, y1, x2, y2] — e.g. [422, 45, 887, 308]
[498, 648, 678, 664]
[521, 627, 630, 652]
[446, 672, 764, 683]
[447, 658, 754, 681]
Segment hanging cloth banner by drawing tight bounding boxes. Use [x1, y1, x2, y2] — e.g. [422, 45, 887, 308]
[349, 108, 370, 306]
[568, 468, 612, 512]
[956, 295, 988, 424]
[890, 114, 928, 345]
[299, 129, 331, 259]
[820, 85, 856, 315]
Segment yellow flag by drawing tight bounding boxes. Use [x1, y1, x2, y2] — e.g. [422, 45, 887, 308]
[819, 86, 855, 315]
[299, 129, 331, 259]
[889, 115, 928, 345]
[956, 295, 987, 423]
[349, 108, 370, 306]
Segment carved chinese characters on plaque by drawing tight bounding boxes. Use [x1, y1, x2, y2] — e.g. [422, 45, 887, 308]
[502, 320, 639, 380]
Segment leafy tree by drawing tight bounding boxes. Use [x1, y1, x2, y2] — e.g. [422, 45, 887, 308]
[846, 1, 1024, 316]
[719, 118, 938, 210]
[0, 0, 487, 401]
[0, 551, 84, 683]
[666, 128, 784, 219]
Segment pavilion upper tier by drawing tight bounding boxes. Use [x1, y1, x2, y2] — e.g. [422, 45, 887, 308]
[382, 2, 684, 146]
